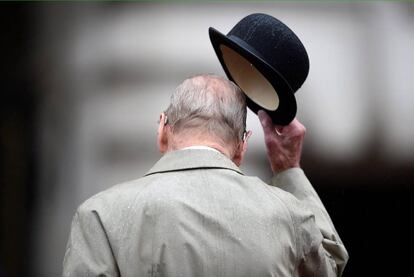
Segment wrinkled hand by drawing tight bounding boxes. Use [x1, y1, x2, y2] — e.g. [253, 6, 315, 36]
[258, 110, 306, 174]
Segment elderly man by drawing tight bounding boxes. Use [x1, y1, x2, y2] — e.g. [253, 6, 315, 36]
[63, 74, 348, 277]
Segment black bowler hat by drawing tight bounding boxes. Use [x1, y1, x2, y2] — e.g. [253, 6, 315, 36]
[209, 13, 309, 125]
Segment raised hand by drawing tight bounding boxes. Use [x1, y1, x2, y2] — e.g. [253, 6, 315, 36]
[258, 110, 306, 174]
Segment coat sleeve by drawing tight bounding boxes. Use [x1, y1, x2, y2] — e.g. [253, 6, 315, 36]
[271, 168, 349, 276]
[62, 205, 120, 277]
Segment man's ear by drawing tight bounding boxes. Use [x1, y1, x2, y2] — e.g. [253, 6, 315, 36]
[157, 113, 169, 153]
[233, 130, 252, 166]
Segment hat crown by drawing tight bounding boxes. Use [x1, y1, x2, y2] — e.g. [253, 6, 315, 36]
[228, 13, 309, 93]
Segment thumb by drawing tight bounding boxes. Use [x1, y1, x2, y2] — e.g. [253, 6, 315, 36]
[258, 110, 274, 134]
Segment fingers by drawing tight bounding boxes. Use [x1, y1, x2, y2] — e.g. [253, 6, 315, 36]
[285, 118, 306, 138]
[258, 110, 274, 135]
[257, 111, 306, 173]
[258, 110, 288, 137]
[258, 110, 306, 136]
[258, 111, 283, 154]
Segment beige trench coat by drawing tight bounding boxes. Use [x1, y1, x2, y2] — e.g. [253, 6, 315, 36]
[63, 149, 348, 276]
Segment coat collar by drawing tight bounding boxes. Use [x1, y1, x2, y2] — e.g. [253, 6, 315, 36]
[145, 149, 243, 176]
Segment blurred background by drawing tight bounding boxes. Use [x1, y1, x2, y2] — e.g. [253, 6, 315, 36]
[1, 2, 413, 276]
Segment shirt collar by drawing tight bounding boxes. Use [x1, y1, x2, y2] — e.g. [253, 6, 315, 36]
[145, 148, 243, 176]
[182, 145, 221, 154]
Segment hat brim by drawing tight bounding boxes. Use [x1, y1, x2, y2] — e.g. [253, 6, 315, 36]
[209, 27, 297, 125]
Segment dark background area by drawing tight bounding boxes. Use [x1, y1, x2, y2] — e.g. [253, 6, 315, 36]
[1, 4, 413, 277]
[1, 5, 37, 277]
[311, 163, 413, 276]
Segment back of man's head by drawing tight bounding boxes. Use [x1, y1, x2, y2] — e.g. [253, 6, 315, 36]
[165, 74, 247, 152]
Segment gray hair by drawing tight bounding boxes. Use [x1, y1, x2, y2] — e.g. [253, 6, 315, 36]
[165, 74, 247, 147]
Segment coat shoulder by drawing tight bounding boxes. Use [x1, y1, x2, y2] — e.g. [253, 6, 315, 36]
[77, 175, 156, 214]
